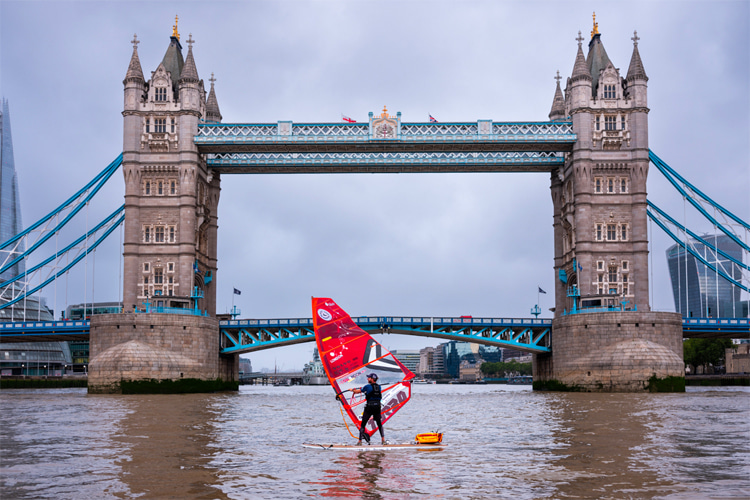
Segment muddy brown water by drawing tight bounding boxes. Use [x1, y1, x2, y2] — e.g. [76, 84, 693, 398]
[1, 384, 748, 499]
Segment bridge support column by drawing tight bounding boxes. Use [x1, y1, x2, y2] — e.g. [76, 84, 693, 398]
[534, 312, 684, 391]
[88, 313, 237, 394]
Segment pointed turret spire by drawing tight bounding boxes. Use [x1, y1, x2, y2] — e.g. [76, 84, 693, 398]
[180, 34, 200, 83]
[205, 73, 222, 123]
[124, 34, 145, 83]
[626, 31, 648, 82]
[571, 31, 591, 83]
[549, 71, 566, 121]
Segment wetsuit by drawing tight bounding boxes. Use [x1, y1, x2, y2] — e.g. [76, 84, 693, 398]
[358, 382, 383, 443]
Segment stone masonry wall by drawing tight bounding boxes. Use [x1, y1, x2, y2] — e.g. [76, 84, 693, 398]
[88, 313, 237, 393]
[534, 311, 684, 391]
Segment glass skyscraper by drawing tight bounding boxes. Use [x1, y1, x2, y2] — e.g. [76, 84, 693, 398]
[0, 98, 53, 321]
[1, 98, 25, 282]
[666, 234, 745, 318]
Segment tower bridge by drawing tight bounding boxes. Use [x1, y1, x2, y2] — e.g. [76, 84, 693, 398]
[3, 17, 747, 393]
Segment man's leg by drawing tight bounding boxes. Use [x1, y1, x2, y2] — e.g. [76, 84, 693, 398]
[359, 407, 373, 444]
[372, 408, 385, 444]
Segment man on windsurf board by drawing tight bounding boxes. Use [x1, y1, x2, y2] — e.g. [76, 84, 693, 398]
[350, 373, 386, 445]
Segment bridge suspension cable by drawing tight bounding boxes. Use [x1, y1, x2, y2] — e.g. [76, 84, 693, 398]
[0, 154, 123, 276]
[648, 150, 750, 301]
[0, 206, 125, 312]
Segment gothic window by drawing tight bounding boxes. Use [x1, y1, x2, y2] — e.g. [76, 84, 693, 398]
[143, 262, 150, 272]
[607, 224, 617, 241]
[167, 262, 174, 272]
[595, 177, 602, 193]
[605, 116, 616, 131]
[607, 178, 614, 193]
[171, 118, 175, 133]
[622, 274, 629, 296]
[168, 276, 173, 284]
[144, 276, 149, 284]
[169, 226, 175, 243]
[144, 226, 151, 243]
[598, 274, 604, 284]
[621, 116, 626, 130]
[158, 181, 163, 195]
[155, 87, 167, 102]
[622, 261, 629, 271]
[154, 268, 164, 284]
[155, 226, 165, 243]
[604, 84, 616, 99]
[170, 180, 176, 195]
[145, 118, 150, 133]
[597, 261, 604, 271]
[145, 181, 151, 195]
[596, 224, 603, 241]
[620, 224, 628, 241]
[595, 116, 600, 131]
[620, 178, 628, 193]
[154, 118, 166, 133]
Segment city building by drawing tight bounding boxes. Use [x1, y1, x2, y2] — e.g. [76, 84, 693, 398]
[391, 349, 420, 373]
[443, 341, 502, 379]
[0, 342, 73, 376]
[725, 344, 749, 374]
[418, 346, 446, 376]
[65, 301, 123, 320]
[459, 359, 482, 382]
[667, 235, 746, 318]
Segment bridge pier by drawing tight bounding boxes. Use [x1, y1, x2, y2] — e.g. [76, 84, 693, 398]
[533, 312, 684, 391]
[88, 313, 237, 394]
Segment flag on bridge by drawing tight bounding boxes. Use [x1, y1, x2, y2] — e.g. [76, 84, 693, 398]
[341, 114, 356, 123]
[538, 286, 547, 294]
[233, 288, 241, 295]
[429, 114, 438, 123]
[193, 260, 199, 273]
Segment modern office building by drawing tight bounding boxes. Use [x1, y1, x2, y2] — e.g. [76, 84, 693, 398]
[418, 345, 446, 376]
[666, 234, 746, 318]
[443, 341, 502, 379]
[391, 349, 420, 374]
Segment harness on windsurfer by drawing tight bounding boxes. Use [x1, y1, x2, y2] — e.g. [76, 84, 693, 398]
[351, 373, 385, 445]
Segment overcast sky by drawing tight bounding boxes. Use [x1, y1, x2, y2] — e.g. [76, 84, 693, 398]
[1, 0, 748, 371]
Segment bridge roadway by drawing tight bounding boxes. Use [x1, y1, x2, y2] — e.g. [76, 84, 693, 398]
[0, 316, 747, 349]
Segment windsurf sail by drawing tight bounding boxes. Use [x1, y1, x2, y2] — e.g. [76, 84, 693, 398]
[312, 297, 415, 436]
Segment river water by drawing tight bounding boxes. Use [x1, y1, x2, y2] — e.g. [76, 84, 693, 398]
[0, 384, 748, 499]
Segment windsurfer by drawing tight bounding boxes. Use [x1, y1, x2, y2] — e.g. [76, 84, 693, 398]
[351, 373, 386, 445]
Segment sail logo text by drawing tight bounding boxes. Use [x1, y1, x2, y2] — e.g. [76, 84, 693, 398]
[317, 309, 332, 321]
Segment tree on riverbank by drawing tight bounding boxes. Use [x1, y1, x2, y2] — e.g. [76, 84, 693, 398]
[683, 338, 733, 373]
[480, 360, 532, 377]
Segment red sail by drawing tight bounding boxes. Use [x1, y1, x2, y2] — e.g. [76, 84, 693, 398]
[312, 297, 414, 436]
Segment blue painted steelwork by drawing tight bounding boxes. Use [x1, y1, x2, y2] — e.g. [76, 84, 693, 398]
[648, 201, 749, 273]
[0, 154, 123, 275]
[196, 121, 574, 145]
[0, 210, 124, 311]
[205, 152, 565, 170]
[650, 151, 749, 252]
[682, 317, 750, 338]
[648, 208, 748, 293]
[134, 304, 208, 317]
[1, 316, 745, 344]
[219, 316, 552, 355]
[0, 319, 90, 342]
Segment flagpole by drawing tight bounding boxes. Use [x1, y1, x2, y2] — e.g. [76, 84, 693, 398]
[232, 287, 235, 313]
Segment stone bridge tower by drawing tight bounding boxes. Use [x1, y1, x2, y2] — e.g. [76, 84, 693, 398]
[535, 20, 684, 391]
[121, 25, 221, 315]
[88, 21, 235, 393]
